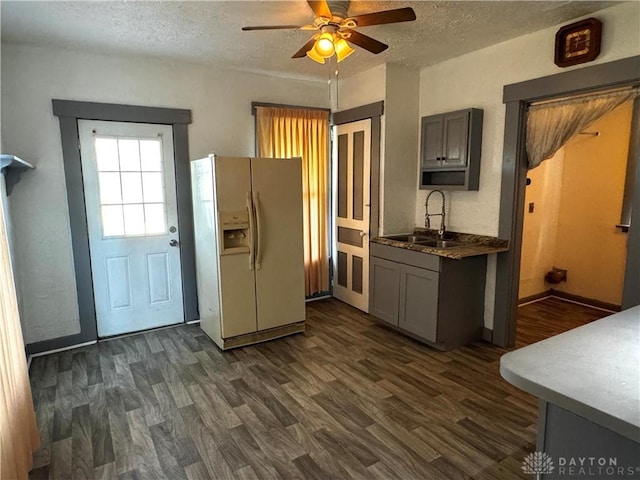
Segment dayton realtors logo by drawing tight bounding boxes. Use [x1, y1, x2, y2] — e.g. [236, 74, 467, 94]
[522, 451, 555, 478]
[522, 452, 640, 478]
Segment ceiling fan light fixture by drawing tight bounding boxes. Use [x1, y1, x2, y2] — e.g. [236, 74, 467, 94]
[314, 32, 335, 57]
[306, 47, 326, 64]
[334, 37, 354, 62]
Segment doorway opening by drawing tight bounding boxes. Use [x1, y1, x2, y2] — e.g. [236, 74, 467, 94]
[30, 100, 196, 356]
[493, 56, 640, 348]
[516, 100, 634, 343]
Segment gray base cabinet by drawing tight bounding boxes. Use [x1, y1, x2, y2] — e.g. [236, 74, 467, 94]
[370, 243, 486, 350]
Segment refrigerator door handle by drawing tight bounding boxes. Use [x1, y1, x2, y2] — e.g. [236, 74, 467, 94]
[246, 192, 255, 271]
[253, 191, 263, 270]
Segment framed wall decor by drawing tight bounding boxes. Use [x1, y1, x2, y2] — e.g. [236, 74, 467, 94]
[554, 18, 602, 68]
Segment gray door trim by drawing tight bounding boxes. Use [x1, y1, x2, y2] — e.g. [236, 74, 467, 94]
[333, 101, 383, 239]
[27, 100, 195, 355]
[494, 56, 640, 347]
[622, 96, 640, 310]
[332, 101, 384, 125]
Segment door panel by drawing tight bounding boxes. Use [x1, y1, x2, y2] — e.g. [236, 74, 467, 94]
[369, 256, 400, 325]
[421, 116, 444, 168]
[252, 157, 306, 330]
[147, 252, 171, 304]
[79, 120, 184, 337]
[399, 264, 439, 341]
[333, 119, 371, 312]
[106, 256, 132, 309]
[443, 112, 469, 167]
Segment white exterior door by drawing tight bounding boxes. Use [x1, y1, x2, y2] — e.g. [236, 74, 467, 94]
[79, 120, 184, 337]
[333, 119, 371, 312]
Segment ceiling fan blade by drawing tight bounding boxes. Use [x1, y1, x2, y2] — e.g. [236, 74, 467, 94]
[307, 0, 332, 19]
[343, 29, 388, 54]
[292, 37, 318, 58]
[242, 25, 304, 31]
[349, 7, 416, 27]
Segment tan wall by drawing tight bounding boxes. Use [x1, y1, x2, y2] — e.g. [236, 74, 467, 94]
[553, 102, 633, 306]
[519, 101, 633, 305]
[519, 149, 564, 299]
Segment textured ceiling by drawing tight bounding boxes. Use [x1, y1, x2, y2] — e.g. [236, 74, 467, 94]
[0, 1, 620, 80]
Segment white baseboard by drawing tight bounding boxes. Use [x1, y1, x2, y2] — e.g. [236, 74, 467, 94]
[306, 295, 331, 302]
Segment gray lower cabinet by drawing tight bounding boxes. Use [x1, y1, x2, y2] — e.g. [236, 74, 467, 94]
[398, 264, 438, 341]
[370, 257, 401, 325]
[369, 242, 487, 350]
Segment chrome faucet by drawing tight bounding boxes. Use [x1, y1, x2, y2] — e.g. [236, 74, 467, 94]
[425, 190, 446, 238]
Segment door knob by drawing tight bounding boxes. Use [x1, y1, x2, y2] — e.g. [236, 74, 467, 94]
[169, 239, 179, 247]
[359, 231, 367, 238]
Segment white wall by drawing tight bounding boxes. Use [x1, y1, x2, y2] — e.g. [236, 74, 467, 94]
[336, 63, 386, 112]
[336, 63, 419, 236]
[416, 1, 640, 329]
[552, 102, 632, 305]
[1, 44, 328, 344]
[381, 64, 419, 235]
[519, 149, 564, 299]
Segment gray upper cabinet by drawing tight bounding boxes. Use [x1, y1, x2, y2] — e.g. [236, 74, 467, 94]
[419, 108, 483, 191]
[442, 112, 469, 168]
[420, 116, 444, 169]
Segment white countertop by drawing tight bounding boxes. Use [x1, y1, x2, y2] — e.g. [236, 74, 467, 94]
[500, 306, 640, 442]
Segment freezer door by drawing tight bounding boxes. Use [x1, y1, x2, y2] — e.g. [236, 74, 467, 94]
[214, 157, 258, 338]
[191, 157, 222, 342]
[251, 157, 306, 330]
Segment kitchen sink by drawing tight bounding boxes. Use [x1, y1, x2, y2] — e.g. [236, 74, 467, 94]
[419, 239, 462, 248]
[383, 235, 462, 249]
[384, 234, 428, 243]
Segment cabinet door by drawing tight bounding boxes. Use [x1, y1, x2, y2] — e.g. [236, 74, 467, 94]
[442, 111, 469, 168]
[420, 115, 444, 169]
[399, 264, 438, 342]
[369, 256, 401, 325]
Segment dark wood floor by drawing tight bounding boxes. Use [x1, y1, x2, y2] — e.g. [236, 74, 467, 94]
[28, 296, 603, 480]
[515, 296, 609, 348]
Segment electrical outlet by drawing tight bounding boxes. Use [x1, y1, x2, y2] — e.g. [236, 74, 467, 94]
[528, 202, 535, 213]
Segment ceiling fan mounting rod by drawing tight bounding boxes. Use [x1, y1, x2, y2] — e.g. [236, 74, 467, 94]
[327, 0, 350, 20]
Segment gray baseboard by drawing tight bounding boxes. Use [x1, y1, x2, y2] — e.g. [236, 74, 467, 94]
[549, 289, 621, 312]
[518, 289, 621, 312]
[518, 290, 552, 305]
[481, 327, 493, 342]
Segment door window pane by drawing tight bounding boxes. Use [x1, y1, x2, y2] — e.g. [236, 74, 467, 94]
[140, 140, 162, 171]
[95, 135, 168, 238]
[123, 204, 145, 235]
[101, 205, 125, 236]
[144, 204, 166, 234]
[98, 172, 122, 204]
[142, 172, 164, 203]
[95, 138, 120, 171]
[118, 139, 141, 171]
[121, 172, 143, 204]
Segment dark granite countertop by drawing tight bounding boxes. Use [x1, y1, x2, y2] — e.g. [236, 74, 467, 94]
[370, 228, 509, 260]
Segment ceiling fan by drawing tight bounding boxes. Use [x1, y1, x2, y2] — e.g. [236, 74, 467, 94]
[242, 0, 416, 64]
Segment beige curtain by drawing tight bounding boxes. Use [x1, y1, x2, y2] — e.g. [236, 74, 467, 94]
[256, 106, 330, 296]
[0, 194, 39, 479]
[526, 88, 639, 169]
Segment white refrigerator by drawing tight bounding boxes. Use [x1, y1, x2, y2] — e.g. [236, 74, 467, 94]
[190, 155, 306, 349]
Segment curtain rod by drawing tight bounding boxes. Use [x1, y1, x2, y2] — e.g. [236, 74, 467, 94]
[251, 102, 331, 115]
[529, 85, 639, 108]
